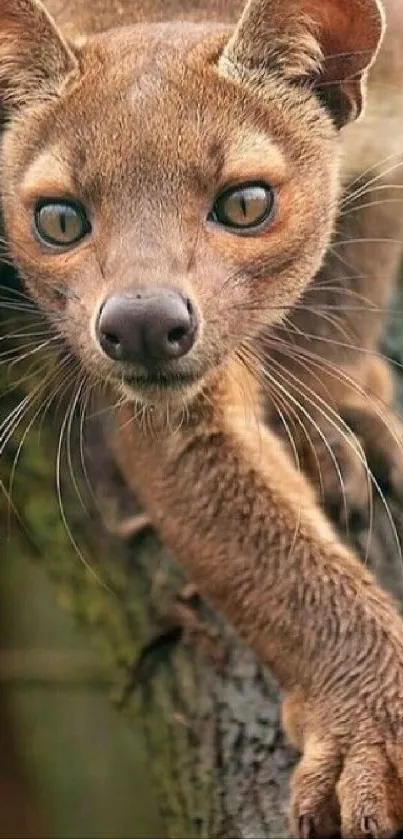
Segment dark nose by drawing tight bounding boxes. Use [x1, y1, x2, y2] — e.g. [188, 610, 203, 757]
[96, 288, 198, 365]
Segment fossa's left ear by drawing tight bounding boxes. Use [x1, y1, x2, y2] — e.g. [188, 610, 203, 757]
[220, 0, 385, 127]
[0, 0, 78, 111]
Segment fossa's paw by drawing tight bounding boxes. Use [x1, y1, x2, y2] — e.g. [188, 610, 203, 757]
[283, 683, 403, 839]
[298, 405, 403, 533]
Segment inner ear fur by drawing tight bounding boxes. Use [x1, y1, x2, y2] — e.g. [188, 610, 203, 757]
[0, 0, 77, 109]
[220, 0, 385, 128]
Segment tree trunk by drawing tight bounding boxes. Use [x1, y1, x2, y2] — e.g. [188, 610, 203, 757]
[1, 264, 403, 838]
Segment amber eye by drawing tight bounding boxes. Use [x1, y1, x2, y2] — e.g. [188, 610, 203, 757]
[34, 200, 91, 247]
[209, 182, 275, 232]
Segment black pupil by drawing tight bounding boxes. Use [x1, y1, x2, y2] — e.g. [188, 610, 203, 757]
[60, 212, 67, 234]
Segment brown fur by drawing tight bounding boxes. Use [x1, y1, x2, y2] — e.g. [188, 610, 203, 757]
[1, 0, 403, 835]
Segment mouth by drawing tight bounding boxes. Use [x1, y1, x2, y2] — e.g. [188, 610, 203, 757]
[123, 370, 200, 392]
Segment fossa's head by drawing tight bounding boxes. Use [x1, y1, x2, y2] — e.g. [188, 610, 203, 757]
[0, 0, 383, 406]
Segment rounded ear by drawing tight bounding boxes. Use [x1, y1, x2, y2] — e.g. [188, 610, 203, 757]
[0, 0, 78, 110]
[219, 0, 385, 128]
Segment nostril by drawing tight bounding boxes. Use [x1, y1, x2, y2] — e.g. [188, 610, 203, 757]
[186, 297, 194, 317]
[168, 325, 188, 344]
[103, 331, 121, 348]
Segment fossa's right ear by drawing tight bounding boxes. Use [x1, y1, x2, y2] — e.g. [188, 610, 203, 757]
[219, 0, 385, 128]
[0, 0, 78, 110]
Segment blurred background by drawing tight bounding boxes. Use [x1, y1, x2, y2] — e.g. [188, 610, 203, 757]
[0, 544, 164, 839]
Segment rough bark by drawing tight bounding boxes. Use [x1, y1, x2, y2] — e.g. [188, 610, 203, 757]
[1, 263, 403, 839]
